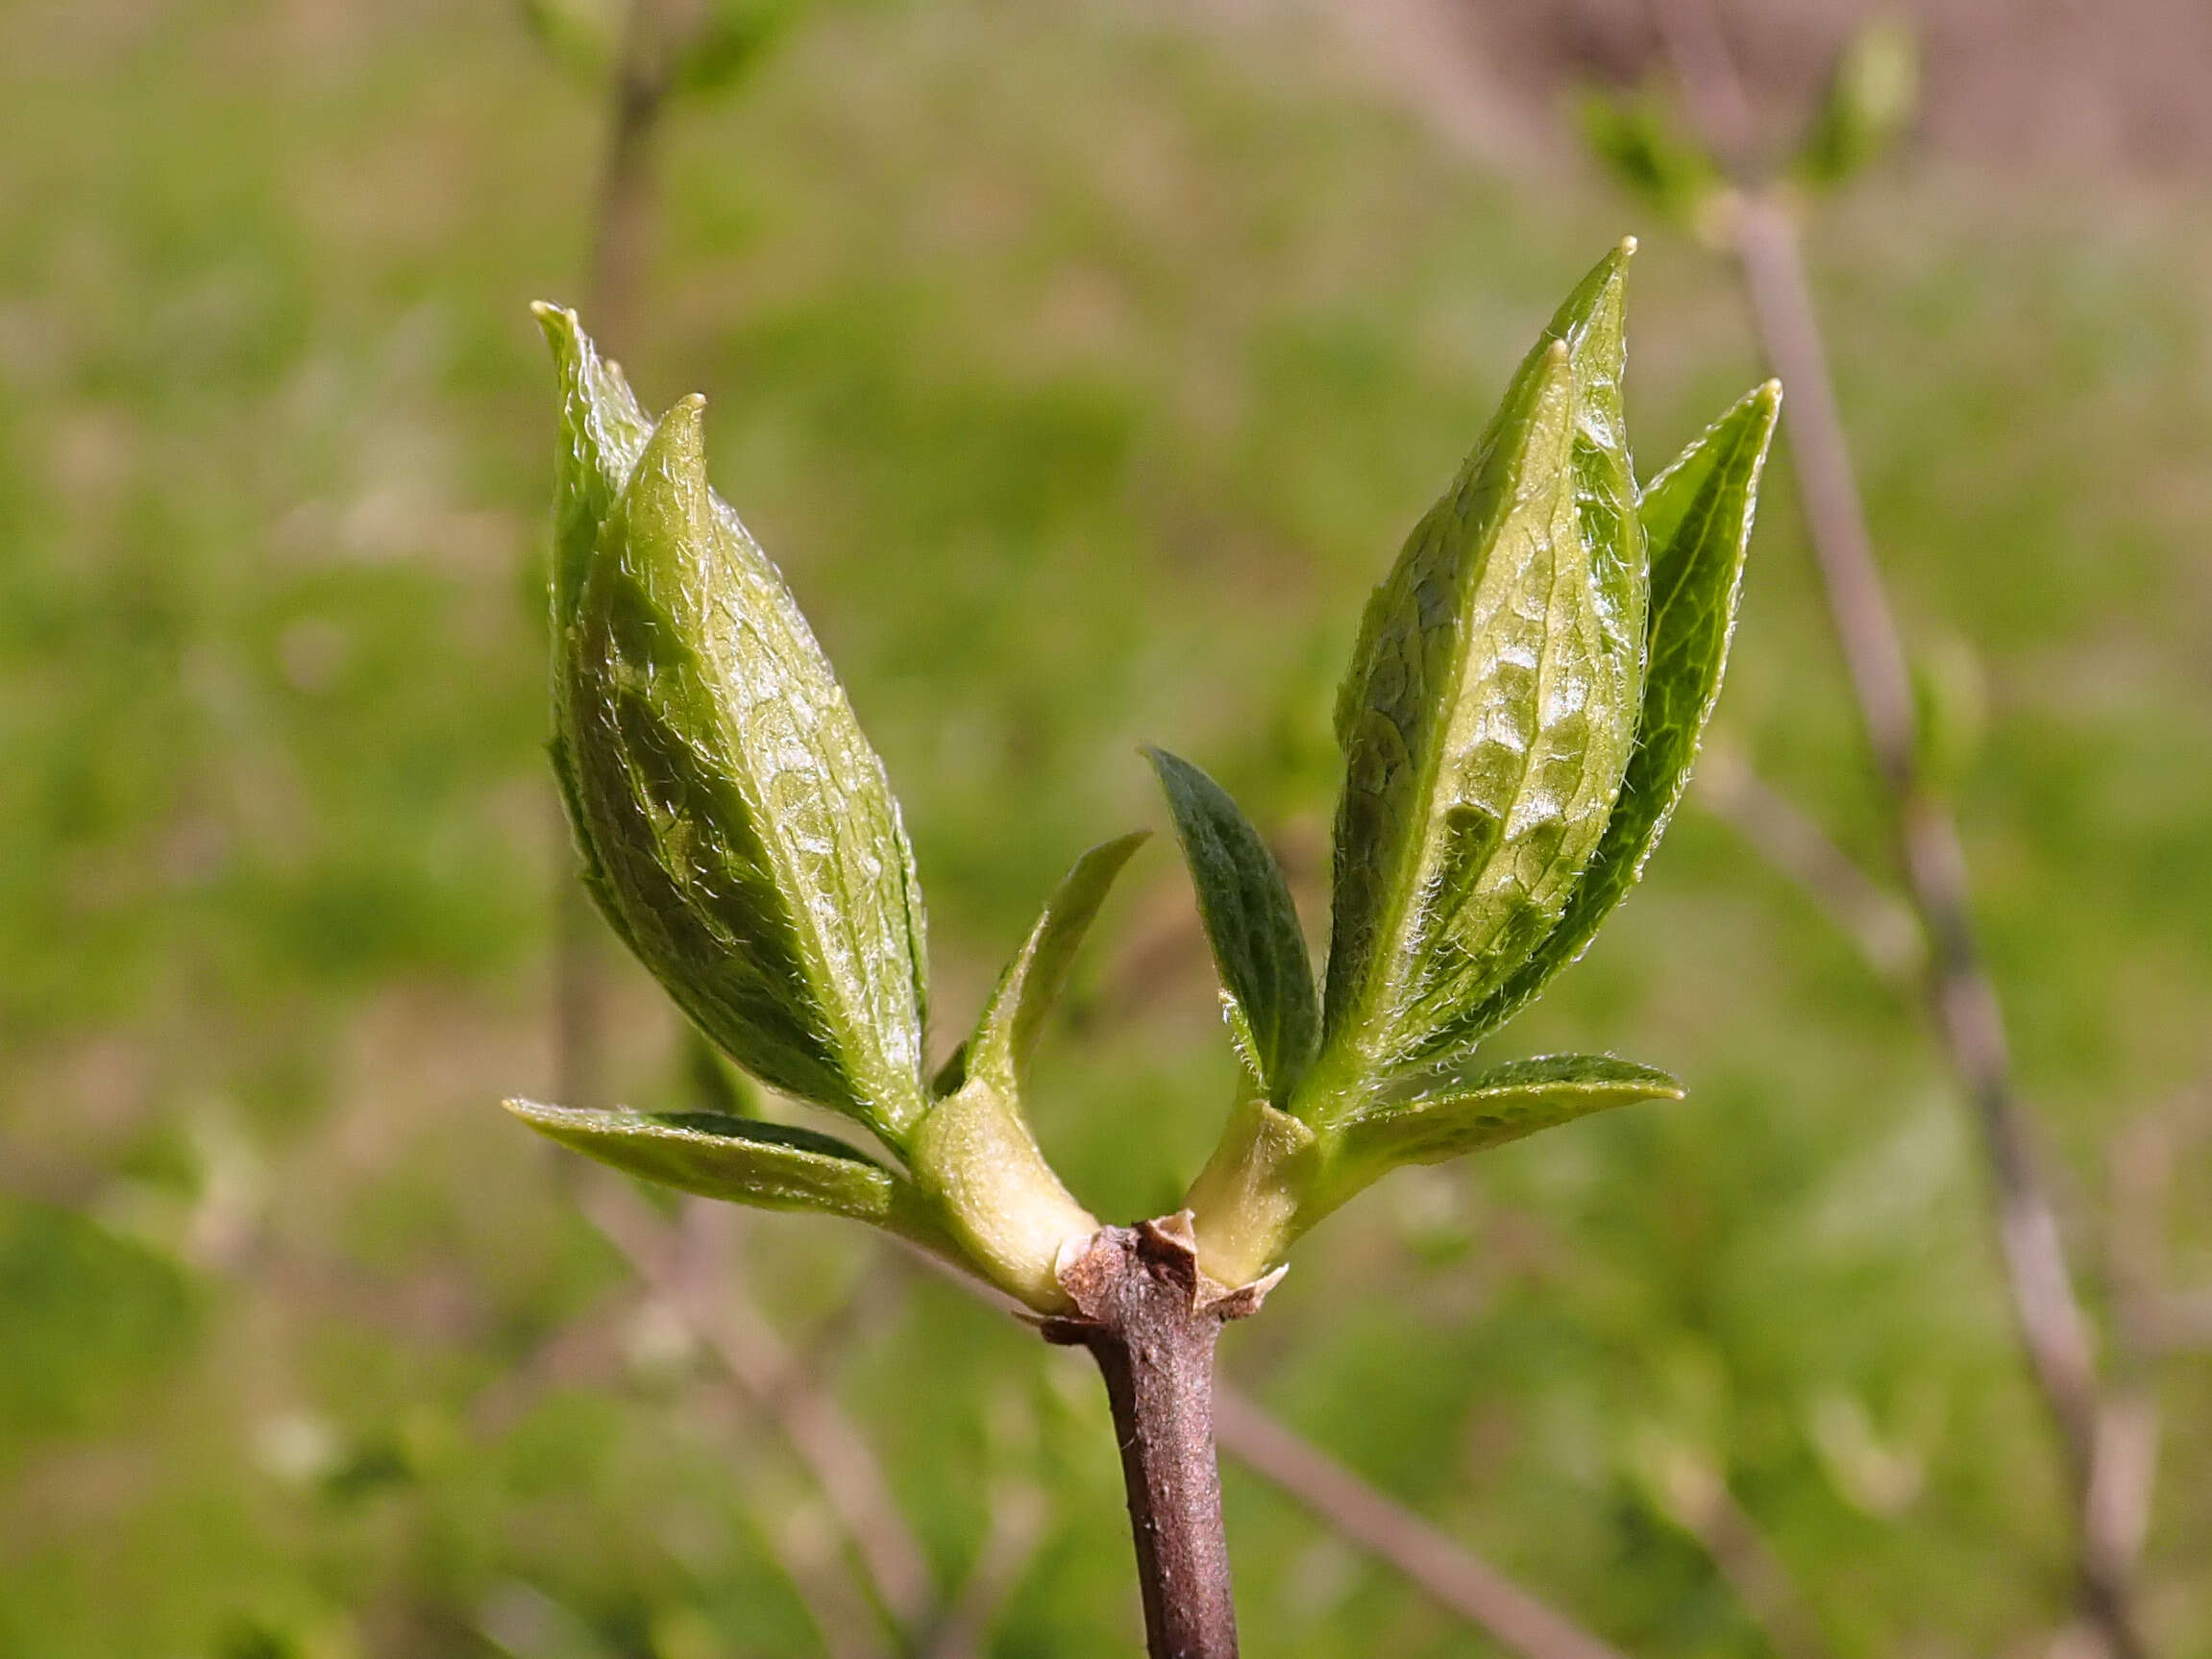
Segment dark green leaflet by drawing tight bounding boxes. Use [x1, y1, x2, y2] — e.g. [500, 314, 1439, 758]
[1145, 749, 1318, 1107]
[1454, 380, 1782, 1044]
[554, 380, 930, 1137]
[1330, 1052, 1682, 1190]
[1317, 246, 1643, 1101]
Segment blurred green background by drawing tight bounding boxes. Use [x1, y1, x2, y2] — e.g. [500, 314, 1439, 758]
[3, 1, 2209, 1654]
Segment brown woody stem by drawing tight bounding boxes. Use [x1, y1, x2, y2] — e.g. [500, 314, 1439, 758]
[1045, 1218, 1258, 1659]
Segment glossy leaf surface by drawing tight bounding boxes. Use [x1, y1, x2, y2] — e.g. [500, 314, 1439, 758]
[1145, 748, 1317, 1106]
[543, 318, 930, 1137]
[1318, 246, 1644, 1097]
[1463, 380, 1781, 1038]
[536, 305, 653, 629]
[1332, 1053, 1682, 1183]
[504, 1099, 926, 1232]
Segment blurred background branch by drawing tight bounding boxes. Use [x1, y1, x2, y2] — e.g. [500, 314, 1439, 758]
[575, 1176, 940, 1642]
[1644, 3, 2145, 1652]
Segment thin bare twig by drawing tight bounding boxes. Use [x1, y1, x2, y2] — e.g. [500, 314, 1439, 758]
[733, 1467, 889, 1659]
[1212, 1385, 1632, 1659]
[2080, 1084, 2212, 1647]
[1694, 744, 1924, 983]
[1644, 5, 2144, 1652]
[925, 1480, 1050, 1659]
[459, 1254, 892, 1657]
[577, 1174, 939, 1637]
[1638, 1436, 1833, 1659]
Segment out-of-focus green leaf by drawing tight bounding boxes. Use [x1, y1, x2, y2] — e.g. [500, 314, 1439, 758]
[517, 0, 621, 86]
[1577, 89, 1723, 226]
[542, 321, 931, 1140]
[1797, 15, 1918, 187]
[1466, 380, 1781, 1037]
[940, 830, 1148, 1097]
[1144, 748, 1316, 1106]
[504, 1100, 940, 1238]
[675, 0, 807, 97]
[1330, 1053, 1682, 1185]
[518, 0, 804, 100]
[1911, 629, 1988, 794]
[1317, 246, 1644, 1099]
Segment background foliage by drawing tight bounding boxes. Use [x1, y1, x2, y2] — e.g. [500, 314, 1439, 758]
[2, 1, 2209, 1654]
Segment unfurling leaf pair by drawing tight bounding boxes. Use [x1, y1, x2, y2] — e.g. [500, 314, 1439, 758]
[1580, 13, 1917, 223]
[519, 0, 805, 99]
[508, 243, 1779, 1311]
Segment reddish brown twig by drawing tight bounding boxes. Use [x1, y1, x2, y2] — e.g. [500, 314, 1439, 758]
[1043, 1217, 1256, 1659]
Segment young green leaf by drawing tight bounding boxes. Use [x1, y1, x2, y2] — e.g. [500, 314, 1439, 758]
[1797, 14, 1918, 187]
[944, 831, 1150, 1097]
[1330, 1053, 1683, 1187]
[676, 0, 806, 97]
[1144, 748, 1317, 1106]
[1461, 380, 1781, 1040]
[553, 372, 931, 1140]
[504, 1099, 939, 1237]
[1577, 89, 1725, 227]
[517, 0, 621, 90]
[1318, 247, 1644, 1099]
